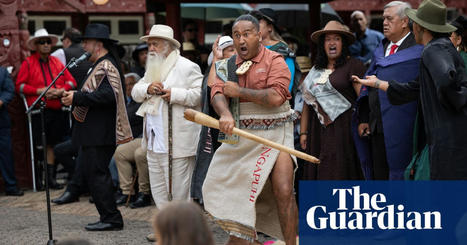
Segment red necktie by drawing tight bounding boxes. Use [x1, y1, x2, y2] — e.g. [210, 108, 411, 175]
[389, 44, 399, 55]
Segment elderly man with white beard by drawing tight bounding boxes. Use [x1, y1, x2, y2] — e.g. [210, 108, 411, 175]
[132, 25, 203, 212]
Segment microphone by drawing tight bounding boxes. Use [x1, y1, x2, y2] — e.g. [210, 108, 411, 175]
[68, 52, 91, 69]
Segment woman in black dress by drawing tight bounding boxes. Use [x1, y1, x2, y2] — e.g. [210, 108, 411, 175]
[299, 21, 366, 180]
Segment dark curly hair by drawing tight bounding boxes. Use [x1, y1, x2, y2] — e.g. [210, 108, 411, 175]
[314, 33, 351, 70]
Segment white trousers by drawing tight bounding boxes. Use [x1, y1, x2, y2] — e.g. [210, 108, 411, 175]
[147, 150, 195, 208]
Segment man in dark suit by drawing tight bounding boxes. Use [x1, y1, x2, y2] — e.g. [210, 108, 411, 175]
[0, 67, 24, 196]
[52, 28, 92, 188]
[61, 23, 132, 231]
[356, 1, 423, 180]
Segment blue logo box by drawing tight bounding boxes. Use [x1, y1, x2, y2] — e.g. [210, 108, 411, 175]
[298, 181, 467, 245]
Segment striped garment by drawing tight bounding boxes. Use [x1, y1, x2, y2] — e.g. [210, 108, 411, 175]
[72, 59, 132, 145]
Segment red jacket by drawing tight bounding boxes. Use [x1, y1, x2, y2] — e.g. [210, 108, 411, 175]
[16, 53, 77, 110]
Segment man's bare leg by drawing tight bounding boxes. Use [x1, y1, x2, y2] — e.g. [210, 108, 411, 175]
[271, 151, 297, 245]
[47, 145, 55, 164]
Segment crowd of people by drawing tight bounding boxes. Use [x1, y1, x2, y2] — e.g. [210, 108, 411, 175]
[0, 0, 466, 244]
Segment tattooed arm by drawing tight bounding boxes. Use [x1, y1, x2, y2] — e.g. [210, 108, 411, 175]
[223, 81, 284, 107]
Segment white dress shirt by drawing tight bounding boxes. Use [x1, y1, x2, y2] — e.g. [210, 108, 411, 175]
[385, 32, 411, 57]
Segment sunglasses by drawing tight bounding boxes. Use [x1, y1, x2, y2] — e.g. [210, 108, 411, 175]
[36, 39, 52, 45]
[186, 28, 198, 32]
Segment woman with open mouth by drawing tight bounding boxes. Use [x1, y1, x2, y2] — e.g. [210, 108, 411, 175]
[299, 21, 367, 180]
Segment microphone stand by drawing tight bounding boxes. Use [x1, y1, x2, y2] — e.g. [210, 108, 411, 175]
[26, 57, 77, 245]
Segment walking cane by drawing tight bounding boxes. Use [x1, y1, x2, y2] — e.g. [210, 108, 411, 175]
[168, 104, 173, 201]
[125, 172, 138, 207]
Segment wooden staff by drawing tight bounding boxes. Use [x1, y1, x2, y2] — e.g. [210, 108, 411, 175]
[168, 104, 173, 201]
[184, 109, 320, 164]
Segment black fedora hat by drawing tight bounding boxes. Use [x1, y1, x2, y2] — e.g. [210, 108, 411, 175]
[451, 15, 466, 34]
[81, 23, 118, 43]
[250, 8, 281, 34]
[132, 43, 148, 62]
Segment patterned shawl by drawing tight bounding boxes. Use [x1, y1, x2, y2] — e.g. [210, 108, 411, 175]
[300, 66, 351, 126]
[72, 59, 133, 144]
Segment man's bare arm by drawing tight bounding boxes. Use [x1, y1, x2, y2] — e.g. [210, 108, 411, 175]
[239, 87, 283, 107]
[211, 93, 235, 135]
[223, 81, 284, 107]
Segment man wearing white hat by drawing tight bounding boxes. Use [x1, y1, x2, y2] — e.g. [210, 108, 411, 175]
[131, 25, 202, 212]
[16, 28, 77, 190]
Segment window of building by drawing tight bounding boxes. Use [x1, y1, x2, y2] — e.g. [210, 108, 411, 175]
[119, 20, 139, 35]
[28, 15, 71, 36]
[88, 15, 143, 44]
[43, 21, 67, 35]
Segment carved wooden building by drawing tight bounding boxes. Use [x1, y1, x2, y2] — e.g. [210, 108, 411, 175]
[0, 0, 148, 190]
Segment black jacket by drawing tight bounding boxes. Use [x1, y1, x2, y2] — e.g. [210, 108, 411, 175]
[0, 67, 14, 129]
[130, 64, 145, 78]
[126, 99, 143, 138]
[387, 37, 467, 179]
[71, 54, 121, 147]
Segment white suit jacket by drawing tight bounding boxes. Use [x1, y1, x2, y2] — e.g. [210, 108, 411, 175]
[132, 56, 203, 158]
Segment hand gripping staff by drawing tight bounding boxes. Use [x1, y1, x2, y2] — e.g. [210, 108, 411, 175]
[184, 109, 320, 164]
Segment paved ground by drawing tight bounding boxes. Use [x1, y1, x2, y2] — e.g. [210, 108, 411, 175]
[0, 189, 232, 244]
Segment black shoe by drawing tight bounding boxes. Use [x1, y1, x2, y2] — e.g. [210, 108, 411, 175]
[85, 222, 123, 231]
[5, 189, 24, 196]
[52, 191, 78, 205]
[89, 196, 94, 203]
[87, 220, 101, 226]
[115, 194, 134, 206]
[130, 192, 151, 209]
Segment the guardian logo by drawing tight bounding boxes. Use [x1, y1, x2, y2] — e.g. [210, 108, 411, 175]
[307, 186, 442, 230]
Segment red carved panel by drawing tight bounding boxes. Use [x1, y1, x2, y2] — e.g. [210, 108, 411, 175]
[0, 0, 18, 30]
[19, 0, 77, 13]
[19, 0, 146, 14]
[85, 0, 146, 13]
[7, 93, 32, 190]
[0, 0, 33, 190]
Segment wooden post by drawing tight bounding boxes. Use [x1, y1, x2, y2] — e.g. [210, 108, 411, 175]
[308, 1, 321, 60]
[165, 2, 181, 44]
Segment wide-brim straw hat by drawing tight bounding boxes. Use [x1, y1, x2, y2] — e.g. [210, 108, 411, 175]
[80, 23, 118, 43]
[27, 28, 59, 51]
[182, 42, 197, 52]
[140, 24, 181, 49]
[405, 0, 456, 33]
[311, 20, 355, 44]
